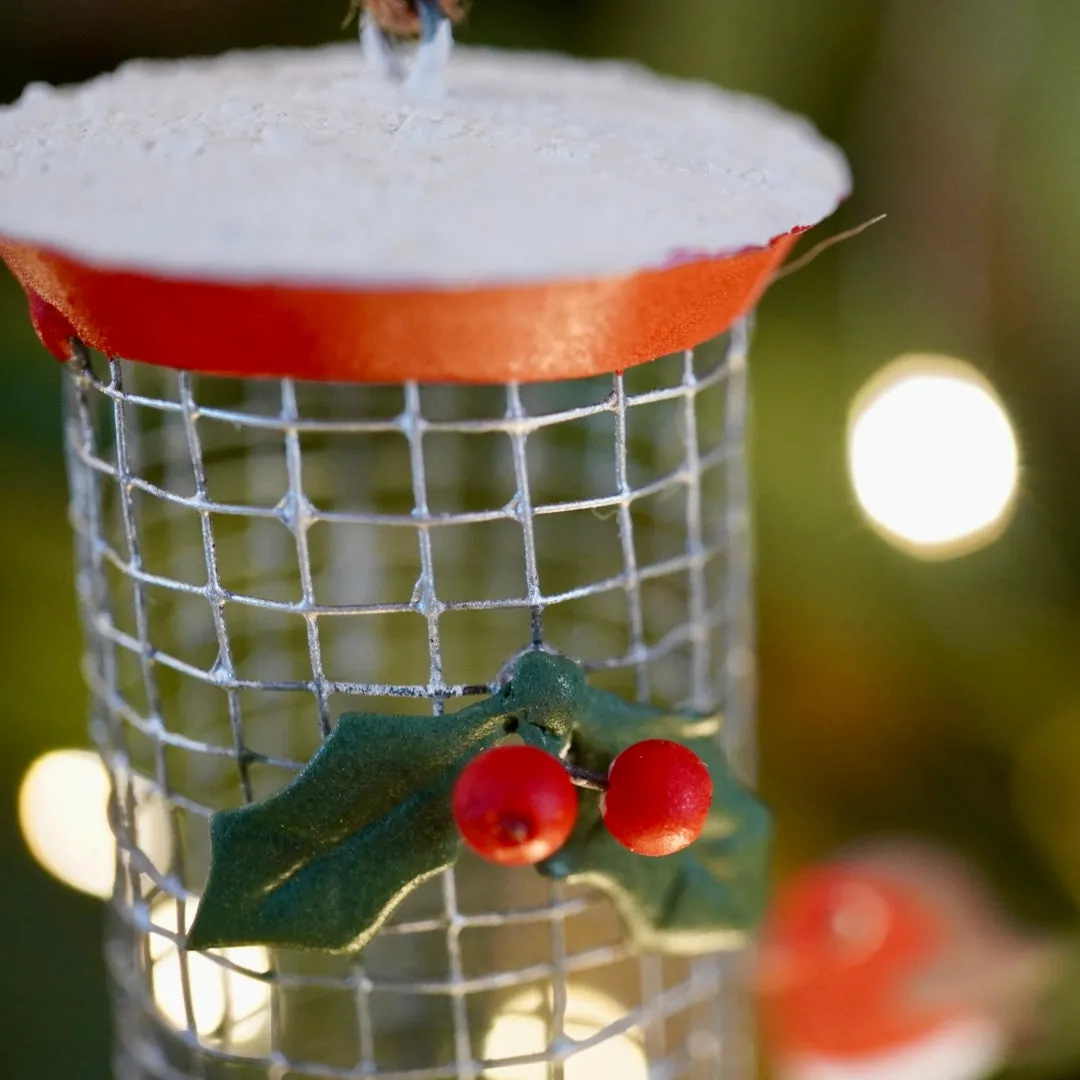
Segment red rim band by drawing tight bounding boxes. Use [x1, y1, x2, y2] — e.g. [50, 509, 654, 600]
[1, 232, 798, 384]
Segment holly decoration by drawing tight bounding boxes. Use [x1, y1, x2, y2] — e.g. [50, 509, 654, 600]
[539, 687, 771, 957]
[187, 650, 770, 957]
[453, 745, 578, 866]
[602, 740, 714, 857]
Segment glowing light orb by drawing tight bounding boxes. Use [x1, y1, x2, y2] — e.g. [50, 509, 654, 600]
[483, 985, 647, 1079]
[149, 896, 271, 1047]
[17, 749, 170, 899]
[847, 356, 1020, 558]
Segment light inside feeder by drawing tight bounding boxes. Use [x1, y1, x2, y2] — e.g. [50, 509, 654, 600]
[847, 355, 1020, 558]
[18, 749, 171, 899]
[149, 896, 271, 1046]
[483, 985, 648, 1079]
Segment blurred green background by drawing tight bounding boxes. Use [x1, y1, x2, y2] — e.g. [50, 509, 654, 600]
[3, 0, 1080, 1077]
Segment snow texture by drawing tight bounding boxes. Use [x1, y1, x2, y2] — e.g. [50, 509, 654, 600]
[0, 44, 851, 286]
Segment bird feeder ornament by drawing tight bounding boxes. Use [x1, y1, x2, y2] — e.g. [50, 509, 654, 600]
[756, 842, 1080, 1080]
[0, 11, 849, 1080]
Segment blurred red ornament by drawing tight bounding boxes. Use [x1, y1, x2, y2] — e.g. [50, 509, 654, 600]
[756, 843, 1066, 1080]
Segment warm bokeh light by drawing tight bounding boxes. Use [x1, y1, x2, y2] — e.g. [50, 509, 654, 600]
[483, 984, 647, 1079]
[847, 356, 1020, 558]
[149, 896, 271, 1047]
[18, 749, 171, 899]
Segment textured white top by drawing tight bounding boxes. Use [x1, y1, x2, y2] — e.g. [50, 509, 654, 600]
[0, 44, 850, 286]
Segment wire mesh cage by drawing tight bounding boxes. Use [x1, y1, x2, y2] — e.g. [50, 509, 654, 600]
[65, 324, 757, 1080]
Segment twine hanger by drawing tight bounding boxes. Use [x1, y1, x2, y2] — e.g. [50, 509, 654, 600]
[348, 0, 468, 93]
[347, 0, 467, 38]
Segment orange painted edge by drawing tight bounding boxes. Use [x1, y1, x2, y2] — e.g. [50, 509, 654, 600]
[0, 232, 800, 384]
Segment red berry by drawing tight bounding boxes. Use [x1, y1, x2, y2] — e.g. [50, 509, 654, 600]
[602, 740, 712, 857]
[452, 745, 578, 866]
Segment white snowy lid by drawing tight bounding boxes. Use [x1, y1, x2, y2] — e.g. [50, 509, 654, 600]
[0, 43, 850, 287]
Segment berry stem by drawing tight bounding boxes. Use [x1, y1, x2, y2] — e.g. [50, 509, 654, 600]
[564, 762, 609, 792]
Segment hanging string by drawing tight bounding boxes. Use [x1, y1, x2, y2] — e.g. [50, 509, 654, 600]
[774, 214, 888, 280]
[344, 0, 467, 39]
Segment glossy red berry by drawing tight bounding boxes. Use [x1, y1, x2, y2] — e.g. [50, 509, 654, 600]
[602, 739, 712, 857]
[452, 745, 578, 866]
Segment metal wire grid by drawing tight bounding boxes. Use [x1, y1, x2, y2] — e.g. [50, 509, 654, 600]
[62, 321, 756, 1080]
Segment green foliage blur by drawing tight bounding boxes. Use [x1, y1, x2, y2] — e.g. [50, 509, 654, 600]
[2, 1, 1080, 1077]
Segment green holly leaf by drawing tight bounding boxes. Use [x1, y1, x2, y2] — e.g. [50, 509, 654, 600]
[568, 685, 728, 766]
[187, 651, 581, 954]
[539, 689, 771, 956]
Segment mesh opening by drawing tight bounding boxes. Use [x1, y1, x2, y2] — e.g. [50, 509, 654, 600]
[65, 324, 756, 1080]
